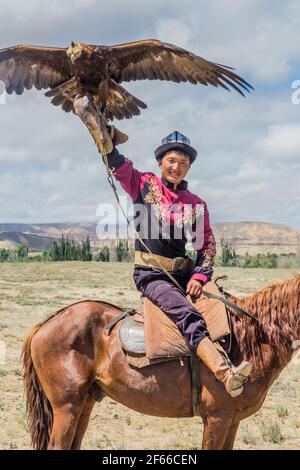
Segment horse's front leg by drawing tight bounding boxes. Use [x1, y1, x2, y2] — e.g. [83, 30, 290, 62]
[201, 415, 234, 450]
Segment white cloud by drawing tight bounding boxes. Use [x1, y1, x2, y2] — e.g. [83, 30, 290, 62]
[0, 0, 299, 227]
[156, 18, 193, 49]
[156, 1, 300, 83]
[254, 124, 300, 161]
[4, 0, 96, 22]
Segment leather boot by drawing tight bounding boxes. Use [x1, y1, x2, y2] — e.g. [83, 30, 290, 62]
[196, 337, 252, 397]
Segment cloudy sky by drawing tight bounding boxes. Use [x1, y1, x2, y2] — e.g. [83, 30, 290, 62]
[0, 0, 300, 228]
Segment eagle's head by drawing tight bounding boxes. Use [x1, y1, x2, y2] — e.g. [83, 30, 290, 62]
[66, 41, 84, 64]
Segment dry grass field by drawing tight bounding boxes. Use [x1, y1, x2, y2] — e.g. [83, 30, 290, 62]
[0, 262, 299, 450]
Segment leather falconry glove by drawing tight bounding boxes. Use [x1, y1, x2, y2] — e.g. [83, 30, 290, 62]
[107, 125, 128, 147]
[73, 94, 127, 154]
[101, 125, 114, 154]
[101, 125, 128, 154]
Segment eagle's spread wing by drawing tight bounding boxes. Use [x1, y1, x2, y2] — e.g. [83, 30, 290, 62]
[0, 45, 72, 95]
[108, 39, 252, 96]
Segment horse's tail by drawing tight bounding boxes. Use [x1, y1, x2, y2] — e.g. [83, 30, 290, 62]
[21, 325, 53, 450]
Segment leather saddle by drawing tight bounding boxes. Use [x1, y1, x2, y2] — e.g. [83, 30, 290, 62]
[119, 281, 231, 359]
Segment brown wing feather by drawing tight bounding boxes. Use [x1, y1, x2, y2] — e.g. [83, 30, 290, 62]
[44, 77, 77, 113]
[44, 77, 147, 120]
[0, 45, 72, 95]
[103, 80, 147, 121]
[107, 39, 253, 96]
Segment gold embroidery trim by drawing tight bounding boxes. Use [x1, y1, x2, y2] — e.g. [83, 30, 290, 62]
[201, 233, 217, 268]
[144, 176, 204, 226]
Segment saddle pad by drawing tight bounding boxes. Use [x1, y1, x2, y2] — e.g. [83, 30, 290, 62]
[191, 281, 230, 342]
[118, 314, 190, 363]
[144, 280, 230, 359]
[143, 299, 191, 359]
[126, 353, 184, 369]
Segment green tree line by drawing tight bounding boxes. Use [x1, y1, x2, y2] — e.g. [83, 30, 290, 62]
[50, 235, 92, 261]
[0, 238, 132, 263]
[215, 237, 300, 269]
[1, 236, 299, 267]
[0, 235, 92, 262]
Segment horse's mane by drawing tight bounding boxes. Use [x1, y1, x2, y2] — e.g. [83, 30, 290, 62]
[229, 274, 300, 369]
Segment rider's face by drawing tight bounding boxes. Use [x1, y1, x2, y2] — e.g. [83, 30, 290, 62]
[158, 151, 191, 186]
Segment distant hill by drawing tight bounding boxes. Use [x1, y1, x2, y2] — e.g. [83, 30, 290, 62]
[0, 222, 99, 241]
[0, 221, 299, 255]
[213, 221, 300, 255]
[0, 231, 55, 250]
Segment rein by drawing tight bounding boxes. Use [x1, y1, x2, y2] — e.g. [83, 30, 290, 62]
[201, 290, 258, 322]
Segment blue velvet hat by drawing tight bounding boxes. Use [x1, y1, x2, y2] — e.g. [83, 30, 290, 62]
[155, 131, 197, 163]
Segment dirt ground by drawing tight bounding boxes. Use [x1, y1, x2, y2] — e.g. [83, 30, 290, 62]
[0, 262, 299, 450]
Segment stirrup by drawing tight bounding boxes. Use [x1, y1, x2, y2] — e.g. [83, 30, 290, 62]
[225, 361, 252, 397]
[234, 361, 252, 380]
[215, 342, 252, 383]
[229, 382, 244, 398]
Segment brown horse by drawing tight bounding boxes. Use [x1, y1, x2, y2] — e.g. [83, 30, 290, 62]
[22, 275, 300, 450]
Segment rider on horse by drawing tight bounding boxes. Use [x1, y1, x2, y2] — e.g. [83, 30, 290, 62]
[101, 127, 252, 398]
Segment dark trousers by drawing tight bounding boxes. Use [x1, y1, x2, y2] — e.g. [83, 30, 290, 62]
[133, 267, 209, 352]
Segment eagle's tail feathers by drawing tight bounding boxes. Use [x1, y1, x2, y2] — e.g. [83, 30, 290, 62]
[103, 80, 147, 121]
[45, 78, 77, 113]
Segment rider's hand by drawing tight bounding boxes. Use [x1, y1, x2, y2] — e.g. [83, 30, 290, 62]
[186, 279, 203, 299]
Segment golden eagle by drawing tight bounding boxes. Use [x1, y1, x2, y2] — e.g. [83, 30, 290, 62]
[0, 39, 252, 121]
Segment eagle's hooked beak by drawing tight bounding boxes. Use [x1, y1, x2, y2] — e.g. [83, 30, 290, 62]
[66, 41, 83, 65]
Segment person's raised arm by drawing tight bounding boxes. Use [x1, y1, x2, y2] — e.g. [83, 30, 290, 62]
[73, 94, 146, 203]
[105, 126, 149, 203]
